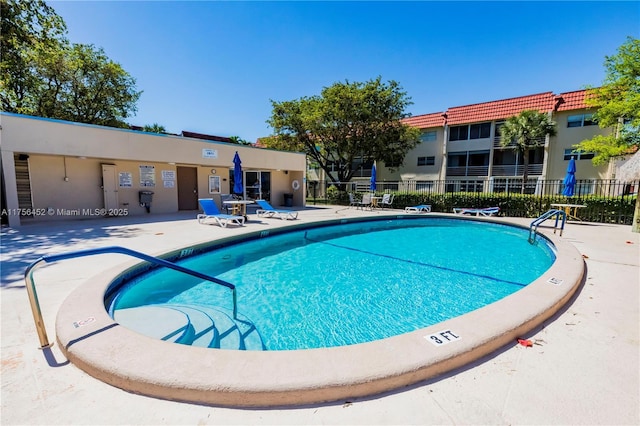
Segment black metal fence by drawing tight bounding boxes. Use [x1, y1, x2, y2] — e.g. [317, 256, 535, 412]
[306, 178, 639, 225]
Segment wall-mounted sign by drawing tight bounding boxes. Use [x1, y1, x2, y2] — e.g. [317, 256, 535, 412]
[164, 180, 175, 188]
[162, 170, 176, 180]
[209, 175, 221, 194]
[202, 149, 218, 159]
[119, 172, 133, 187]
[140, 165, 156, 187]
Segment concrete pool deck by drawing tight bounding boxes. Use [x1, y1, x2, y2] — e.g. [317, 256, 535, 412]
[1, 206, 639, 425]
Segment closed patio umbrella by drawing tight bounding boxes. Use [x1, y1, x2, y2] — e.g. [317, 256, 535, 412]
[232, 151, 243, 196]
[562, 157, 577, 196]
[370, 162, 377, 191]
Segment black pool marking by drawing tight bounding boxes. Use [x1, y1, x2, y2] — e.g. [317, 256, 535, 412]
[304, 236, 528, 288]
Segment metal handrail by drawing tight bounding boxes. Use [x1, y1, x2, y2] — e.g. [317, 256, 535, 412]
[529, 209, 566, 243]
[24, 245, 237, 349]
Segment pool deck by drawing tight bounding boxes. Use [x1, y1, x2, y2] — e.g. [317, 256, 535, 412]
[1, 206, 639, 425]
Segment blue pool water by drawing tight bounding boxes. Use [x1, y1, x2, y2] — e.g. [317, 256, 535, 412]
[108, 218, 556, 351]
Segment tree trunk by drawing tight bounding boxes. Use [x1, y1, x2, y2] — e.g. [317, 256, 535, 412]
[632, 195, 640, 233]
[521, 148, 530, 194]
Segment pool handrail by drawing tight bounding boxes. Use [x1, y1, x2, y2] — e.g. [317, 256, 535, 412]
[529, 209, 566, 243]
[24, 245, 237, 349]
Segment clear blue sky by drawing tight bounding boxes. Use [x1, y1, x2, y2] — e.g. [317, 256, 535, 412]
[49, 1, 639, 142]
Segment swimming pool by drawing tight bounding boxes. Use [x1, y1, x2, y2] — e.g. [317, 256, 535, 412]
[108, 218, 555, 351]
[56, 214, 585, 407]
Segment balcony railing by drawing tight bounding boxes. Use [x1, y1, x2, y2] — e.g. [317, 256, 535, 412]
[491, 164, 543, 176]
[493, 136, 545, 148]
[446, 166, 489, 177]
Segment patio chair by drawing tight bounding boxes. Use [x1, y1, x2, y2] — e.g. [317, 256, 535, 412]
[379, 193, 394, 209]
[348, 193, 359, 208]
[220, 193, 240, 214]
[404, 204, 431, 213]
[255, 199, 298, 220]
[356, 193, 372, 210]
[453, 206, 500, 217]
[197, 198, 245, 227]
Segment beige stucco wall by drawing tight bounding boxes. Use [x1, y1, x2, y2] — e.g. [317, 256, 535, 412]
[547, 110, 611, 180]
[383, 128, 445, 182]
[1, 113, 306, 226]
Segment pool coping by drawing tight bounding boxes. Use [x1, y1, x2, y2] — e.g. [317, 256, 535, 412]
[54, 214, 585, 407]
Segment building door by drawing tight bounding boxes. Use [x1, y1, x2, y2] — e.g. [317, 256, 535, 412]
[177, 166, 198, 210]
[243, 171, 271, 201]
[102, 164, 119, 210]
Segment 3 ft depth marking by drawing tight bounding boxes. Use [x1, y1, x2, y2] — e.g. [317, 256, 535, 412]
[425, 329, 461, 346]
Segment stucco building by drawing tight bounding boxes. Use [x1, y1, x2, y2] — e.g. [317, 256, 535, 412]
[1, 113, 307, 227]
[342, 89, 615, 192]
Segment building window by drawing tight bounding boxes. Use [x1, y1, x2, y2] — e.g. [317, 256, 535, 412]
[564, 149, 595, 160]
[567, 113, 596, 127]
[449, 125, 469, 141]
[420, 131, 437, 142]
[470, 122, 491, 139]
[449, 122, 491, 141]
[417, 156, 435, 166]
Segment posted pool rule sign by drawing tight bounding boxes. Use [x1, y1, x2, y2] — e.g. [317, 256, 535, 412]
[425, 329, 461, 346]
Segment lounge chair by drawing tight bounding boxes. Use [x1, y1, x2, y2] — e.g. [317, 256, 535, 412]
[453, 206, 500, 217]
[255, 199, 298, 220]
[379, 193, 394, 209]
[404, 204, 431, 213]
[197, 198, 245, 227]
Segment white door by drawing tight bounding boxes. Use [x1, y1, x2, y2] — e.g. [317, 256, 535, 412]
[102, 164, 118, 211]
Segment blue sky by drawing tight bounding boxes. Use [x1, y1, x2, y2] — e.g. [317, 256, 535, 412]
[49, 1, 639, 142]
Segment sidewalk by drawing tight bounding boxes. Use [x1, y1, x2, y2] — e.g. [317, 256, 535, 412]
[1, 207, 638, 425]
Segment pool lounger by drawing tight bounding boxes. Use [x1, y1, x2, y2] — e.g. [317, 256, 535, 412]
[255, 199, 298, 220]
[197, 198, 245, 228]
[453, 207, 500, 216]
[404, 205, 431, 213]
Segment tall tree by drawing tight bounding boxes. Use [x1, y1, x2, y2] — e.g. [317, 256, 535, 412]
[1, 0, 141, 128]
[267, 77, 421, 186]
[499, 110, 557, 193]
[0, 0, 67, 113]
[575, 36, 640, 232]
[574, 36, 640, 164]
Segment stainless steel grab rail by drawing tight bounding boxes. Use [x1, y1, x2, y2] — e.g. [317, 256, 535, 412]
[24, 246, 237, 349]
[529, 209, 566, 243]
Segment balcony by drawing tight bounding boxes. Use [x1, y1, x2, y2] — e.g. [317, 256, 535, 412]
[446, 166, 489, 177]
[491, 164, 543, 177]
[494, 136, 545, 149]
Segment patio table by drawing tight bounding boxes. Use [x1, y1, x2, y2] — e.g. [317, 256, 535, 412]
[551, 203, 587, 221]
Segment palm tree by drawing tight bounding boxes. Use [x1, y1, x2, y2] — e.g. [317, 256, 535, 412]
[143, 123, 166, 134]
[499, 110, 557, 193]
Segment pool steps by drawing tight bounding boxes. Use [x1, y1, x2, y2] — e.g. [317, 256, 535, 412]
[113, 304, 265, 350]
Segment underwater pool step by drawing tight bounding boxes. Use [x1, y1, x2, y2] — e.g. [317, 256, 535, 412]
[169, 304, 265, 351]
[113, 304, 265, 351]
[113, 306, 191, 344]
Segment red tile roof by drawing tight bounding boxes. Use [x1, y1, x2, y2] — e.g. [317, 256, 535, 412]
[555, 89, 593, 111]
[445, 92, 556, 125]
[402, 112, 445, 129]
[403, 89, 595, 128]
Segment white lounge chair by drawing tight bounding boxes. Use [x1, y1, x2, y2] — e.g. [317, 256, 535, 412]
[197, 198, 245, 227]
[405, 204, 431, 213]
[453, 206, 500, 217]
[255, 199, 298, 220]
